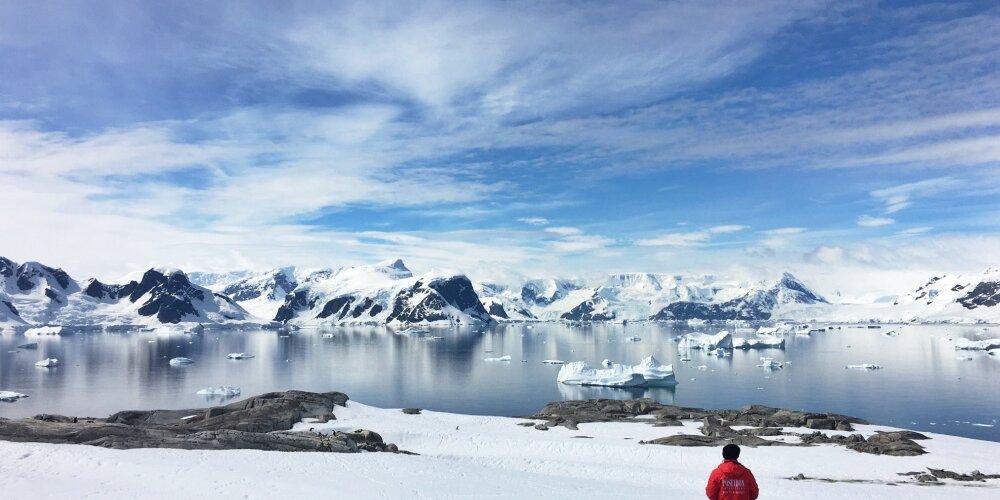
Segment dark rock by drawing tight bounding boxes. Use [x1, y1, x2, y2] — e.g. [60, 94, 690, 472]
[927, 468, 1000, 481]
[792, 473, 806, 480]
[534, 424, 549, 431]
[0, 391, 403, 454]
[915, 474, 938, 483]
[516, 422, 535, 427]
[401, 408, 422, 415]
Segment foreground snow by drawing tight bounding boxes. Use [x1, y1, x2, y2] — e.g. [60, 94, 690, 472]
[2, 401, 998, 499]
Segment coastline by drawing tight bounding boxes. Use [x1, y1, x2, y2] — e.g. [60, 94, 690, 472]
[2, 395, 999, 499]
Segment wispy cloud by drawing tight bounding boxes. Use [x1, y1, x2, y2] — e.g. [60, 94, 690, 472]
[762, 227, 807, 235]
[518, 217, 549, 226]
[869, 176, 961, 214]
[857, 215, 896, 227]
[636, 225, 748, 247]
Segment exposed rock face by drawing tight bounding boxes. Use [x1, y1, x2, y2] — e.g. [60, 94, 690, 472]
[0, 391, 402, 454]
[560, 294, 615, 321]
[958, 281, 1000, 309]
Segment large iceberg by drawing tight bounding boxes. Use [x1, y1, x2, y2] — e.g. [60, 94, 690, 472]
[25, 326, 62, 336]
[557, 356, 677, 388]
[678, 331, 733, 350]
[557, 362, 647, 388]
[0, 391, 29, 402]
[733, 335, 785, 350]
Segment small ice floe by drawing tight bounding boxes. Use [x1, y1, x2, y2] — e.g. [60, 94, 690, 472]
[16, 342, 38, 350]
[196, 386, 240, 397]
[679, 355, 691, 362]
[25, 326, 62, 336]
[756, 357, 783, 369]
[484, 355, 512, 362]
[542, 359, 566, 364]
[972, 423, 995, 428]
[956, 356, 973, 361]
[35, 358, 59, 367]
[845, 363, 882, 370]
[695, 364, 708, 370]
[168, 357, 195, 366]
[322, 333, 334, 338]
[227, 353, 254, 360]
[883, 330, 899, 337]
[0, 391, 29, 402]
[397, 327, 430, 335]
[624, 336, 642, 343]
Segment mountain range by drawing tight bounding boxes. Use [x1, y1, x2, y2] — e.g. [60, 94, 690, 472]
[2, 255, 999, 330]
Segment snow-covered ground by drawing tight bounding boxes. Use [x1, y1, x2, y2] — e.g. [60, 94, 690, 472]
[2, 401, 998, 499]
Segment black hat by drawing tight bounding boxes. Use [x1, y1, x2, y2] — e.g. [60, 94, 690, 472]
[722, 444, 740, 460]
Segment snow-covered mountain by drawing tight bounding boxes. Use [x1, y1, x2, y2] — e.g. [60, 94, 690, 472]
[0, 257, 258, 328]
[272, 259, 494, 326]
[474, 271, 827, 322]
[888, 267, 1000, 322]
[191, 267, 300, 319]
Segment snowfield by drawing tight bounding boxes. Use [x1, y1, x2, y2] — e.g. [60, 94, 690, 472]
[2, 401, 998, 499]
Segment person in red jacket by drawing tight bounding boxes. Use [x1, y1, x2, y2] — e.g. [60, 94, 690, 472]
[706, 444, 759, 500]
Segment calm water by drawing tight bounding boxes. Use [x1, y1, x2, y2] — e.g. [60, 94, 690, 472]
[2, 324, 999, 441]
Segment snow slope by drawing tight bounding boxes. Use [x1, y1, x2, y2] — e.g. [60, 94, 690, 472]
[2, 401, 998, 499]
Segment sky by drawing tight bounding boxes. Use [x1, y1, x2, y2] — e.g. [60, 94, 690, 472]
[0, 0, 998, 300]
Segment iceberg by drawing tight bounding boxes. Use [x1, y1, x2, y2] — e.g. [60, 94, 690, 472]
[624, 336, 642, 343]
[542, 359, 566, 364]
[756, 326, 779, 335]
[953, 338, 1000, 351]
[196, 386, 241, 396]
[25, 326, 62, 336]
[846, 363, 883, 370]
[168, 357, 195, 366]
[227, 353, 254, 360]
[631, 355, 677, 386]
[756, 357, 783, 369]
[484, 355, 512, 362]
[677, 331, 732, 350]
[35, 358, 59, 367]
[0, 391, 29, 402]
[556, 361, 648, 388]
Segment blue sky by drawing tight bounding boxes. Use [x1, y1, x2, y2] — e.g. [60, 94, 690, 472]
[1, 0, 998, 297]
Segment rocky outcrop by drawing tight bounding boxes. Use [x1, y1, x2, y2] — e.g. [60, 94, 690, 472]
[526, 399, 933, 457]
[0, 391, 403, 454]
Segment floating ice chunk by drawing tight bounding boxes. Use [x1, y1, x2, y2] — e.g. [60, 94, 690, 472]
[754, 335, 785, 349]
[542, 359, 566, 364]
[168, 357, 195, 366]
[957, 356, 973, 361]
[0, 391, 29, 402]
[322, 333, 334, 338]
[196, 386, 240, 396]
[883, 330, 899, 337]
[756, 326, 779, 335]
[601, 359, 613, 368]
[678, 331, 733, 350]
[757, 357, 783, 369]
[25, 326, 62, 336]
[35, 358, 59, 367]
[630, 356, 676, 386]
[845, 363, 882, 370]
[695, 364, 708, 370]
[484, 355, 512, 362]
[397, 327, 430, 335]
[953, 338, 1000, 351]
[556, 361, 648, 388]
[227, 353, 254, 360]
[624, 336, 642, 343]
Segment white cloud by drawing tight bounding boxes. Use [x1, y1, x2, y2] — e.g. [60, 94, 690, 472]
[544, 226, 583, 236]
[518, 217, 549, 226]
[762, 227, 807, 235]
[869, 176, 960, 215]
[857, 215, 895, 227]
[896, 227, 932, 236]
[636, 225, 747, 247]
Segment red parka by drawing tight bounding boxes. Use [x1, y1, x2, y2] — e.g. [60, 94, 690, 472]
[706, 459, 759, 500]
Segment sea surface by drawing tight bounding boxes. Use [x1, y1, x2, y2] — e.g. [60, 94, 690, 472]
[2, 323, 998, 441]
